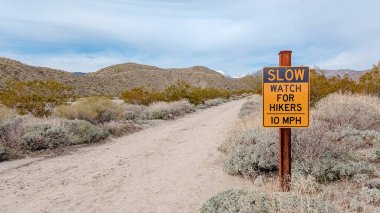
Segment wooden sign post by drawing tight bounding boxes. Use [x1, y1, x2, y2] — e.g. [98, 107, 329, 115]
[262, 50, 310, 192]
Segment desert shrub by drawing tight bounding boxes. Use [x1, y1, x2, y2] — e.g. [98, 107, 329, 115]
[0, 144, 5, 161]
[223, 94, 380, 182]
[238, 96, 260, 118]
[204, 98, 227, 107]
[291, 174, 322, 194]
[310, 69, 359, 106]
[64, 120, 109, 145]
[200, 189, 340, 213]
[293, 129, 378, 183]
[144, 102, 171, 120]
[292, 120, 333, 163]
[0, 117, 110, 161]
[163, 81, 197, 103]
[163, 81, 229, 104]
[239, 73, 262, 94]
[144, 100, 195, 120]
[326, 127, 380, 151]
[365, 148, 380, 162]
[308, 63, 380, 105]
[223, 139, 278, 178]
[124, 104, 147, 120]
[312, 93, 380, 130]
[54, 96, 125, 124]
[21, 124, 69, 151]
[222, 113, 278, 178]
[0, 117, 28, 159]
[352, 174, 370, 184]
[223, 145, 259, 178]
[121, 87, 164, 105]
[295, 156, 374, 183]
[362, 187, 380, 205]
[219, 129, 257, 154]
[187, 86, 231, 104]
[195, 104, 209, 110]
[121, 80, 251, 106]
[200, 190, 271, 213]
[100, 121, 142, 137]
[164, 100, 195, 116]
[293, 94, 380, 182]
[359, 61, 380, 96]
[0, 79, 74, 117]
[0, 105, 17, 125]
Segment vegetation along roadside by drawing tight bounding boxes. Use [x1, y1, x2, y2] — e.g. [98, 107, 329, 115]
[0, 80, 251, 162]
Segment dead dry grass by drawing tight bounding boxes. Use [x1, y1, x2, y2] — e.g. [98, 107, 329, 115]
[0, 105, 17, 125]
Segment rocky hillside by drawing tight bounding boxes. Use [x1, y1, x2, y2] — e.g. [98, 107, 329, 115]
[321, 69, 366, 81]
[0, 58, 249, 96]
[0, 57, 79, 86]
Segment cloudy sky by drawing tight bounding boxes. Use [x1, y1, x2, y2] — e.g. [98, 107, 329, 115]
[1, 0, 379, 76]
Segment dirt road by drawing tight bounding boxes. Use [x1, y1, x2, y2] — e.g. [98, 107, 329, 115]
[0, 98, 253, 213]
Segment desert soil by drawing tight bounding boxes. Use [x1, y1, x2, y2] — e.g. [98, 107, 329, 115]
[0, 98, 253, 213]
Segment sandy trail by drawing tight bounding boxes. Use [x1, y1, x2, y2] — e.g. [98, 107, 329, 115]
[0, 98, 253, 213]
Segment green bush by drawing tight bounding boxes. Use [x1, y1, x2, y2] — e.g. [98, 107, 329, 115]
[121, 87, 164, 105]
[0, 79, 74, 117]
[310, 69, 359, 106]
[54, 96, 125, 124]
[307, 62, 380, 105]
[21, 124, 69, 151]
[64, 120, 109, 145]
[359, 61, 380, 96]
[121, 80, 252, 106]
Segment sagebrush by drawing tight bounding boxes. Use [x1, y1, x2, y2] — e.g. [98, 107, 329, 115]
[54, 96, 125, 124]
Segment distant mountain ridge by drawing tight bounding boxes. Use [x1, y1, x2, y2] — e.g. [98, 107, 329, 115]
[0, 57, 369, 96]
[320, 69, 366, 81]
[0, 57, 249, 96]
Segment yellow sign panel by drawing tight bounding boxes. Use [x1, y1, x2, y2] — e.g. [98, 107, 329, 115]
[262, 66, 310, 127]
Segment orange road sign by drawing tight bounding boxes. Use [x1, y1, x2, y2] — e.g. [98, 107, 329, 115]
[262, 66, 310, 128]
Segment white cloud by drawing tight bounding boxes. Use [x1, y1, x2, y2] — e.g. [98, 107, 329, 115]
[0, 0, 380, 74]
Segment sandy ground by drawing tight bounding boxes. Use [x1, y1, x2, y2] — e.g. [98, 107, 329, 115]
[0, 98, 253, 213]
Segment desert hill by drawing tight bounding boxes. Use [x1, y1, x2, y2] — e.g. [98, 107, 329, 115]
[1, 57, 368, 96]
[0, 58, 249, 96]
[320, 69, 366, 81]
[89, 63, 244, 93]
[0, 57, 80, 86]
